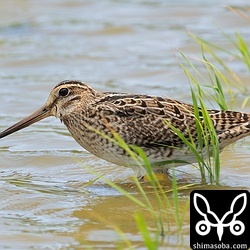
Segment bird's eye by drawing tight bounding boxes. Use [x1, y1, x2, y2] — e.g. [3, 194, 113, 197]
[59, 88, 69, 97]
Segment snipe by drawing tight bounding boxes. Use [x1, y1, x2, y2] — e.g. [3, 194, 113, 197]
[1, 80, 250, 178]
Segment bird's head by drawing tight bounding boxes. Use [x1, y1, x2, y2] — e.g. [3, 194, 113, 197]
[0, 80, 96, 139]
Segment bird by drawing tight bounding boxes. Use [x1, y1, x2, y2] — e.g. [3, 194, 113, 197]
[1, 80, 250, 179]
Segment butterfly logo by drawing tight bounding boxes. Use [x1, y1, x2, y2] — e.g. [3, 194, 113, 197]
[193, 193, 247, 241]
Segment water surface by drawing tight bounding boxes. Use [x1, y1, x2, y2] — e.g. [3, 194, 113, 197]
[0, 1, 250, 249]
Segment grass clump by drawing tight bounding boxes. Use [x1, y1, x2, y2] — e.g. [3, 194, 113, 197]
[176, 30, 250, 184]
[176, 52, 224, 184]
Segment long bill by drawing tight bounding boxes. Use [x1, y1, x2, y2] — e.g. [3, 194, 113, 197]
[0, 104, 51, 139]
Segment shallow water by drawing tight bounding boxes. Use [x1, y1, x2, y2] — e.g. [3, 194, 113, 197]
[0, 1, 250, 249]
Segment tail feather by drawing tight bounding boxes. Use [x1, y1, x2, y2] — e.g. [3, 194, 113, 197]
[209, 110, 250, 149]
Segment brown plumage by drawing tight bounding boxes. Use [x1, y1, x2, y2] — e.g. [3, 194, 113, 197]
[1, 80, 250, 178]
